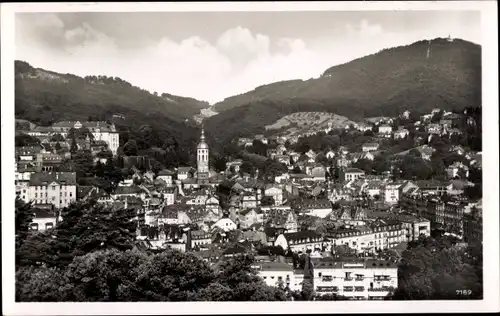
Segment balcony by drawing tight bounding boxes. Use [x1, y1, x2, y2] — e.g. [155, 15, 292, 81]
[355, 277, 364, 281]
[368, 286, 393, 292]
[344, 277, 353, 281]
[343, 287, 354, 292]
[354, 286, 365, 292]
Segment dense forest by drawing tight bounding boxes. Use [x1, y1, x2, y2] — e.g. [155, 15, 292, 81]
[206, 38, 481, 143]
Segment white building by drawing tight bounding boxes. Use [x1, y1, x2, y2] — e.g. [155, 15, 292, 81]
[274, 231, 326, 253]
[51, 121, 120, 155]
[30, 208, 61, 231]
[384, 183, 404, 204]
[25, 172, 77, 209]
[378, 125, 393, 135]
[265, 186, 284, 206]
[254, 262, 297, 291]
[312, 258, 398, 300]
[157, 169, 175, 186]
[211, 217, 237, 232]
[394, 128, 410, 139]
[362, 143, 379, 152]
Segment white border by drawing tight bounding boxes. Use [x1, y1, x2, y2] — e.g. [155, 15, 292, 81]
[2, 1, 499, 315]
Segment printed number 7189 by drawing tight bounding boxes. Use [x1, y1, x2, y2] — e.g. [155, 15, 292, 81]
[456, 290, 472, 295]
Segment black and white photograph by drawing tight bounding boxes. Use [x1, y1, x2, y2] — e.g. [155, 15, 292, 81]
[1, 1, 499, 315]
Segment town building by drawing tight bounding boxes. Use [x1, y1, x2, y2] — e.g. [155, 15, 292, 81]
[312, 258, 398, 300]
[25, 172, 77, 208]
[340, 168, 366, 183]
[362, 143, 379, 152]
[254, 261, 296, 291]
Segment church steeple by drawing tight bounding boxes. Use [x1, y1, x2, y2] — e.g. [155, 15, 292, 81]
[197, 124, 209, 185]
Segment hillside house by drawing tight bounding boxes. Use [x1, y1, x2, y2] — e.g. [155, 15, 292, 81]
[378, 125, 392, 135]
[157, 169, 175, 186]
[394, 128, 410, 139]
[362, 143, 379, 152]
[340, 168, 365, 183]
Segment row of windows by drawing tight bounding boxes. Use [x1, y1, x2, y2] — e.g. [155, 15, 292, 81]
[30, 222, 54, 230]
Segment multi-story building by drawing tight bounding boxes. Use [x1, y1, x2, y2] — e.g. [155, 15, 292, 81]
[340, 168, 365, 183]
[397, 214, 431, 241]
[463, 206, 482, 243]
[254, 261, 297, 291]
[51, 121, 120, 155]
[312, 258, 398, 300]
[274, 231, 326, 253]
[25, 172, 77, 209]
[327, 221, 406, 254]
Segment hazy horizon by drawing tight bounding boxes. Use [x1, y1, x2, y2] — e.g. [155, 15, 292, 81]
[16, 11, 481, 104]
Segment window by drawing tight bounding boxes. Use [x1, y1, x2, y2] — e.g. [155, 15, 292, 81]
[70, 192, 73, 197]
[45, 223, 54, 230]
[345, 272, 352, 280]
[318, 272, 322, 277]
[52, 186, 56, 191]
[35, 193, 38, 198]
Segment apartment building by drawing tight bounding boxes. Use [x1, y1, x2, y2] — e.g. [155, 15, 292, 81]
[25, 172, 77, 209]
[312, 258, 398, 300]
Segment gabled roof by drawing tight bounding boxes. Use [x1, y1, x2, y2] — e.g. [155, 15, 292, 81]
[29, 172, 77, 186]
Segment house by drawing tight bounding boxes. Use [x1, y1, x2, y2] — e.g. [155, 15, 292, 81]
[255, 134, 269, 144]
[446, 162, 470, 179]
[162, 187, 178, 205]
[189, 229, 212, 250]
[450, 146, 466, 156]
[325, 150, 336, 159]
[157, 169, 175, 185]
[378, 125, 392, 135]
[274, 172, 290, 184]
[275, 155, 291, 166]
[226, 159, 243, 173]
[339, 168, 365, 183]
[267, 210, 299, 233]
[177, 167, 193, 181]
[362, 143, 379, 153]
[238, 137, 254, 147]
[25, 172, 77, 208]
[402, 110, 411, 120]
[327, 220, 406, 253]
[426, 124, 442, 135]
[294, 199, 333, 219]
[394, 128, 410, 139]
[239, 208, 265, 229]
[254, 261, 296, 291]
[274, 231, 326, 253]
[30, 207, 60, 231]
[397, 214, 431, 241]
[305, 149, 317, 160]
[383, 182, 405, 204]
[311, 258, 398, 299]
[212, 217, 237, 232]
[265, 185, 284, 206]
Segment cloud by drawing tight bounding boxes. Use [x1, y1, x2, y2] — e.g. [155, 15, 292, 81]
[14, 14, 481, 104]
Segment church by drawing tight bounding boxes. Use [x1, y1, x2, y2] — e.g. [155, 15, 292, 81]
[196, 127, 210, 185]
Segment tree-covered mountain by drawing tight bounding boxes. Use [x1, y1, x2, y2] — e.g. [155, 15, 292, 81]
[15, 60, 209, 125]
[14, 60, 207, 169]
[207, 38, 481, 143]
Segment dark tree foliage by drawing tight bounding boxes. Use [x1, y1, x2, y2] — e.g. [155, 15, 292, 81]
[52, 200, 137, 266]
[393, 236, 482, 300]
[15, 198, 35, 249]
[15, 133, 40, 147]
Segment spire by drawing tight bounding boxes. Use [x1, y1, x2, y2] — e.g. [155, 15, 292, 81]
[200, 125, 206, 142]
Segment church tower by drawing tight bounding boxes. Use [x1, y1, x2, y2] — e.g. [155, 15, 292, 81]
[197, 126, 210, 185]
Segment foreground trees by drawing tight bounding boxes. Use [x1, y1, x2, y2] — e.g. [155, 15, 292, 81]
[15, 200, 287, 302]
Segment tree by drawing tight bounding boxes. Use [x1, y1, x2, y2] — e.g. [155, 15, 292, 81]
[54, 200, 137, 266]
[51, 133, 65, 142]
[55, 142, 62, 151]
[239, 161, 255, 176]
[15, 133, 40, 147]
[15, 198, 34, 250]
[393, 236, 482, 300]
[261, 196, 275, 206]
[70, 134, 78, 154]
[123, 139, 139, 156]
[73, 150, 95, 181]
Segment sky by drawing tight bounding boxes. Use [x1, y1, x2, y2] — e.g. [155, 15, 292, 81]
[15, 11, 481, 104]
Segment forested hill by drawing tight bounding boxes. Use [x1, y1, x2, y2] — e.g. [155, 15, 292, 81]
[212, 38, 481, 114]
[206, 38, 481, 143]
[14, 60, 207, 168]
[14, 60, 209, 125]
